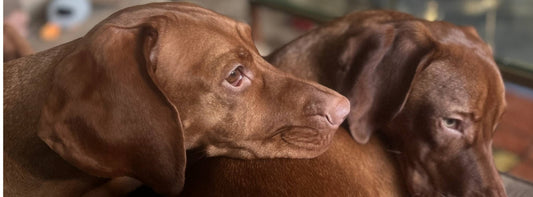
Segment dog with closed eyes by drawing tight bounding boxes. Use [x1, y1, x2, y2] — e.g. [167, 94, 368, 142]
[3, 3, 349, 196]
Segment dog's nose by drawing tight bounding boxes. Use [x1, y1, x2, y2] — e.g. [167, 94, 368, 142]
[325, 97, 350, 126]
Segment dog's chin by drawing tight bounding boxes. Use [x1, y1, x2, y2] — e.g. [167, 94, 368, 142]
[404, 166, 440, 197]
[280, 127, 334, 150]
[270, 126, 336, 159]
[203, 127, 336, 159]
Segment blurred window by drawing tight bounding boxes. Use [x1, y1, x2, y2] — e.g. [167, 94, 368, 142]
[252, 0, 533, 87]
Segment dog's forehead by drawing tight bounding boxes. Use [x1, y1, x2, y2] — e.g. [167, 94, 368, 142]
[158, 11, 255, 52]
[415, 48, 507, 123]
[101, 2, 254, 45]
[149, 8, 257, 71]
[159, 23, 256, 69]
[412, 59, 485, 116]
[408, 22, 503, 109]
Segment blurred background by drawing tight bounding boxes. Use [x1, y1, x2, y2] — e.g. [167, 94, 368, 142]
[4, 0, 533, 186]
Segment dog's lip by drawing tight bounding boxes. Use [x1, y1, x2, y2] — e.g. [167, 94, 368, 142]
[270, 126, 334, 150]
[308, 114, 341, 128]
[270, 125, 317, 138]
[325, 114, 334, 125]
[270, 114, 337, 137]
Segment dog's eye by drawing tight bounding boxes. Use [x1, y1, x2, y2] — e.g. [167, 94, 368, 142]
[226, 66, 244, 87]
[442, 118, 460, 130]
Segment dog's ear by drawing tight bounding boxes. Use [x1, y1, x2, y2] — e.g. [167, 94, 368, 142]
[341, 23, 434, 144]
[38, 17, 185, 196]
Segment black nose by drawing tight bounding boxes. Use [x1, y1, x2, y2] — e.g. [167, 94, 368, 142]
[324, 96, 350, 126]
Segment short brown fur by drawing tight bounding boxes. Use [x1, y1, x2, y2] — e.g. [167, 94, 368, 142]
[180, 10, 507, 197]
[3, 3, 349, 196]
[268, 10, 507, 196]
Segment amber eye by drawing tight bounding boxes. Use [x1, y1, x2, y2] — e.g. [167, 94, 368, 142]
[226, 66, 244, 87]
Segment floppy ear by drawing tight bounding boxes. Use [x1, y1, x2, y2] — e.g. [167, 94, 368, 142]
[341, 23, 434, 144]
[38, 18, 185, 195]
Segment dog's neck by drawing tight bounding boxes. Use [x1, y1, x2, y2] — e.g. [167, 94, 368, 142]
[4, 40, 79, 141]
[4, 39, 76, 163]
[4, 39, 107, 195]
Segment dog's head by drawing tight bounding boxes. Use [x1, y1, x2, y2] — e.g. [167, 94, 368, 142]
[271, 10, 507, 196]
[37, 3, 349, 195]
[386, 25, 507, 197]
[340, 11, 507, 196]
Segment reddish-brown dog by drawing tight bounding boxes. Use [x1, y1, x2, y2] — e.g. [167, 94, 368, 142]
[269, 10, 507, 196]
[180, 10, 507, 197]
[3, 3, 349, 196]
[181, 128, 407, 196]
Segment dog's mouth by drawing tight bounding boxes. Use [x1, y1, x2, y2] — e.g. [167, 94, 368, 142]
[274, 126, 336, 151]
[203, 126, 335, 159]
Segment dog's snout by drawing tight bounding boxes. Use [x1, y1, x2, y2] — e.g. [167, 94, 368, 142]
[324, 96, 350, 126]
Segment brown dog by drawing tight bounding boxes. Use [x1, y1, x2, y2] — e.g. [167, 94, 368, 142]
[3, 23, 33, 62]
[268, 10, 507, 196]
[3, 3, 349, 196]
[181, 128, 408, 196]
[177, 10, 507, 196]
